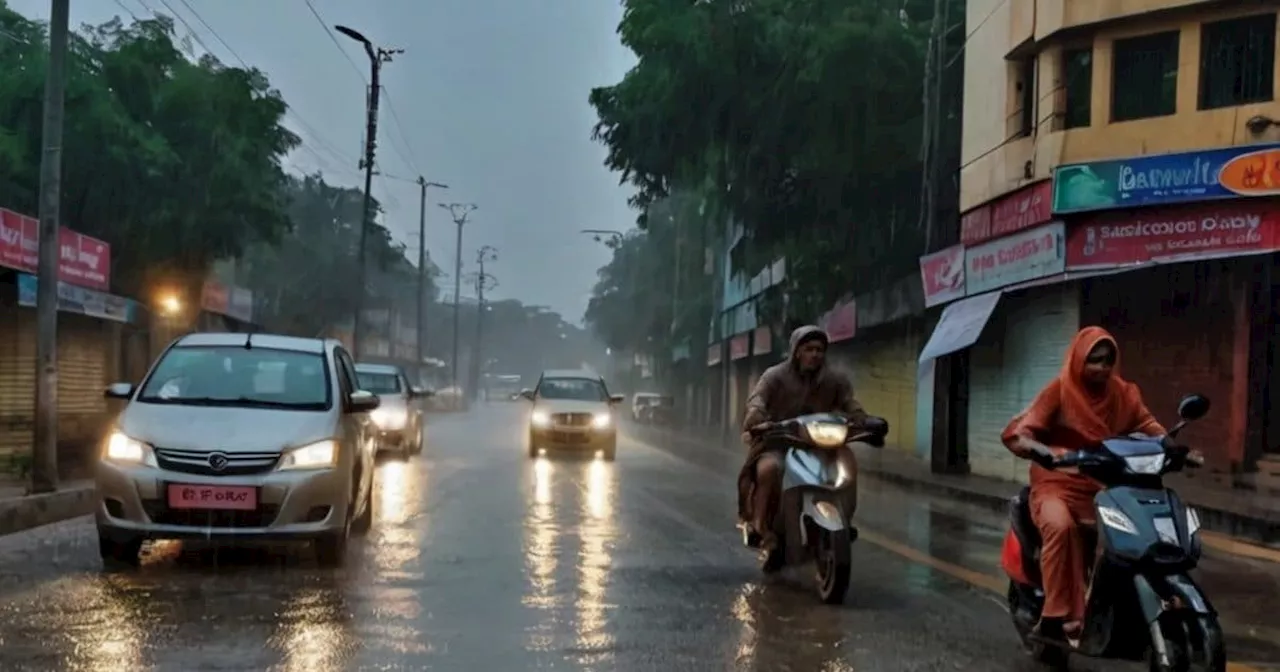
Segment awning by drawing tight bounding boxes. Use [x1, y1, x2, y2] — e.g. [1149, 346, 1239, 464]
[918, 290, 1003, 362]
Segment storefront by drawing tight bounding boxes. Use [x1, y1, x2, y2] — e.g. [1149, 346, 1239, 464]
[706, 342, 724, 429]
[847, 320, 922, 456]
[727, 332, 752, 429]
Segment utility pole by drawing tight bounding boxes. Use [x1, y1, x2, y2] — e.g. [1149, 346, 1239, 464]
[470, 246, 498, 401]
[334, 25, 402, 358]
[438, 202, 477, 391]
[32, 0, 70, 494]
[415, 178, 448, 368]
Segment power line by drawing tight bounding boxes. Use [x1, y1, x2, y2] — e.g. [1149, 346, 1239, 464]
[302, 0, 367, 84]
[380, 87, 420, 174]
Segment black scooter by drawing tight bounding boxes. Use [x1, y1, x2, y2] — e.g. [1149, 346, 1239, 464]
[742, 413, 888, 604]
[1002, 393, 1226, 672]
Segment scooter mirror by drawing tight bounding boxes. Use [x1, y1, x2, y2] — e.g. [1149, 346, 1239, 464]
[1177, 394, 1210, 421]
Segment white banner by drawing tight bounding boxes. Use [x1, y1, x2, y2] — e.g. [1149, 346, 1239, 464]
[964, 221, 1065, 295]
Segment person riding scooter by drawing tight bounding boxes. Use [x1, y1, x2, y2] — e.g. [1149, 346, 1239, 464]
[737, 325, 871, 568]
[1002, 326, 1187, 643]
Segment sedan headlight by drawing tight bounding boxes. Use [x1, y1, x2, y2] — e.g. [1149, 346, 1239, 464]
[371, 407, 408, 430]
[591, 413, 611, 429]
[530, 411, 551, 428]
[278, 440, 337, 470]
[104, 431, 156, 467]
[805, 421, 849, 448]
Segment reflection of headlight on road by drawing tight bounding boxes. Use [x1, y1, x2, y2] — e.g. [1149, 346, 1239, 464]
[591, 413, 611, 429]
[278, 440, 337, 470]
[531, 411, 551, 428]
[105, 432, 157, 467]
[371, 408, 408, 430]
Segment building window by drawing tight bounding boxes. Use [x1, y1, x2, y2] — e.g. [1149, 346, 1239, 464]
[1015, 57, 1036, 137]
[1199, 13, 1276, 110]
[1062, 47, 1093, 129]
[1111, 31, 1180, 122]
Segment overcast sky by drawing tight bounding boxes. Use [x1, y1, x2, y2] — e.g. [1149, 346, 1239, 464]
[8, 0, 635, 319]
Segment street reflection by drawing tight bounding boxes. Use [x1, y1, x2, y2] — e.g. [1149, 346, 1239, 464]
[524, 456, 559, 652]
[731, 584, 758, 667]
[376, 459, 412, 525]
[64, 578, 149, 671]
[732, 582, 852, 671]
[573, 457, 616, 660]
[272, 587, 357, 672]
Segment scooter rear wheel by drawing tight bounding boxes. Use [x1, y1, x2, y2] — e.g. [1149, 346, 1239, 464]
[1007, 581, 1069, 669]
[815, 527, 852, 605]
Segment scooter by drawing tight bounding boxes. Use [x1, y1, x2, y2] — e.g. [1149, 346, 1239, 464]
[1002, 393, 1226, 672]
[741, 413, 888, 605]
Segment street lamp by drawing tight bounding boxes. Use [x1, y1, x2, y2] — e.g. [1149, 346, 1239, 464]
[158, 294, 182, 317]
[335, 24, 402, 358]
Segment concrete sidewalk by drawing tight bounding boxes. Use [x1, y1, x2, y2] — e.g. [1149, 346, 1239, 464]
[0, 479, 94, 537]
[628, 422, 1280, 551]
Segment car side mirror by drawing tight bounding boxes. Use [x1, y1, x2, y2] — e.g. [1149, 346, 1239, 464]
[104, 382, 134, 400]
[1177, 394, 1209, 421]
[610, 394, 626, 404]
[348, 389, 381, 413]
[519, 389, 534, 401]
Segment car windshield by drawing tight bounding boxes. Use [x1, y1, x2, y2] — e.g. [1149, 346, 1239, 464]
[357, 371, 401, 394]
[538, 378, 607, 401]
[137, 346, 330, 410]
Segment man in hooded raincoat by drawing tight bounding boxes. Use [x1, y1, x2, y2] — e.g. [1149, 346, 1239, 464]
[737, 325, 871, 557]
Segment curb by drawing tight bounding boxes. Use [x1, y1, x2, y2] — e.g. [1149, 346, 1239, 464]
[0, 485, 95, 537]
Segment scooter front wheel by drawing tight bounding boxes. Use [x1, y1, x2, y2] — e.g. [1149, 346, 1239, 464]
[815, 527, 852, 605]
[1148, 614, 1226, 672]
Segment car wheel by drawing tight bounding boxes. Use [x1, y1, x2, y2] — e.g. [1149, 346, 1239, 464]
[602, 441, 617, 462]
[97, 531, 142, 569]
[528, 432, 539, 458]
[351, 473, 374, 535]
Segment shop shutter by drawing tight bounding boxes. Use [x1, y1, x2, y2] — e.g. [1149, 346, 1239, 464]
[849, 322, 921, 454]
[0, 299, 36, 462]
[968, 284, 1079, 482]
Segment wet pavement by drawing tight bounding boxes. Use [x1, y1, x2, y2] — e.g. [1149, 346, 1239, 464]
[0, 405, 1275, 671]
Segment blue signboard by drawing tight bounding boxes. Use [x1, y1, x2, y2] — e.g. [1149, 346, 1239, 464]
[1052, 142, 1280, 214]
[17, 273, 136, 323]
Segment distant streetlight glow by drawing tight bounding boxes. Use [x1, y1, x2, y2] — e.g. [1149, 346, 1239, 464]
[158, 294, 181, 316]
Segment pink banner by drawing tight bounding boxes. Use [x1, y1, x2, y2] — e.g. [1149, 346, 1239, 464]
[820, 300, 857, 343]
[960, 180, 1053, 246]
[919, 244, 965, 307]
[0, 209, 111, 290]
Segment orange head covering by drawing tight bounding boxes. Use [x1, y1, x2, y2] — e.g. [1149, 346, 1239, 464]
[1053, 325, 1142, 444]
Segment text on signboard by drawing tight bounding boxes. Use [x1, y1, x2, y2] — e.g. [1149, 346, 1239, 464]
[969, 232, 1055, 273]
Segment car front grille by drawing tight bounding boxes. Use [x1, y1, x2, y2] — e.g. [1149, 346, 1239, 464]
[552, 413, 593, 427]
[142, 500, 281, 528]
[154, 448, 280, 476]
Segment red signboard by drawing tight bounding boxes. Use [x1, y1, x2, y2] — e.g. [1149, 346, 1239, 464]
[729, 333, 750, 360]
[1066, 201, 1280, 269]
[820, 300, 856, 343]
[0, 209, 111, 290]
[960, 180, 1053, 246]
[919, 244, 965, 307]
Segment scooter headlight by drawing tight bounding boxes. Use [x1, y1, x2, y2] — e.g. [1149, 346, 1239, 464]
[1186, 507, 1201, 535]
[1124, 454, 1165, 475]
[1097, 505, 1138, 535]
[805, 421, 848, 448]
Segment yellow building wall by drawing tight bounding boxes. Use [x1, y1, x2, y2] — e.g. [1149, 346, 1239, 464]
[962, 2, 1280, 214]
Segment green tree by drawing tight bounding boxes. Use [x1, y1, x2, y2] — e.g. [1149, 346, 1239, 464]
[590, 0, 936, 319]
[0, 5, 298, 303]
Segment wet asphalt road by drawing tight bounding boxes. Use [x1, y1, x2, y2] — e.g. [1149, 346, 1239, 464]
[0, 405, 1277, 671]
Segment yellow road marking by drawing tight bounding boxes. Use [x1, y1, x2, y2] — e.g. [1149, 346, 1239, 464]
[857, 526, 1267, 672]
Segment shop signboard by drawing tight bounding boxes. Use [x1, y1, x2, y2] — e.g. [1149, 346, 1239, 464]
[17, 273, 130, 323]
[964, 221, 1065, 295]
[0, 209, 111, 290]
[818, 299, 856, 342]
[1052, 143, 1280, 214]
[751, 325, 772, 356]
[960, 180, 1053, 245]
[919, 244, 965, 307]
[1066, 200, 1280, 269]
[729, 333, 750, 360]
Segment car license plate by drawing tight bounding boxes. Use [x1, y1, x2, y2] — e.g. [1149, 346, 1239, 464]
[167, 484, 257, 511]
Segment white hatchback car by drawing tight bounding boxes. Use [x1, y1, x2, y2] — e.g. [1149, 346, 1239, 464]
[95, 332, 380, 568]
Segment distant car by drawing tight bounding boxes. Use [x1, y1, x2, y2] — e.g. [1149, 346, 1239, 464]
[355, 362, 429, 459]
[94, 332, 379, 568]
[522, 369, 624, 460]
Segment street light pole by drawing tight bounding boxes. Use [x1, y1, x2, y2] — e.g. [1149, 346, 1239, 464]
[439, 202, 477, 391]
[415, 178, 447, 368]
[471, 246, 498, 401]
[335, 25, 402, 358]
[31, 0, 70, 494]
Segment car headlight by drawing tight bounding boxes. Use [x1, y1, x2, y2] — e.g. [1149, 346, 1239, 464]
[805, 421, 849, 448]
[278, 440, 338, 470]
[104, 431, 156, 467]
[1097, 505, 1138, 535]
[591, 413, 611, 429]
[371, 407, 408, 430]
[531, 411, 550, 428]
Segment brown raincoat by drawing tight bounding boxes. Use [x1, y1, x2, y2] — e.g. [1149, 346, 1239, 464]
[736, 325, 868, 520]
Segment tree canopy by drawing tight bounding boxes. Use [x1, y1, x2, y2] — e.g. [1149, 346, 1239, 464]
[588, 0, 940, 337]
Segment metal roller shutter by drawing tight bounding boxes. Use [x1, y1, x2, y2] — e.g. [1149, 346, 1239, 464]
[848, 323, 921, 455]
[0, 300, 36, 462]
[968, 284, 1079, 482]
[58, 315, 108, 415]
